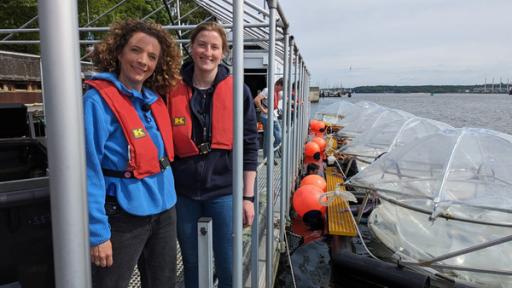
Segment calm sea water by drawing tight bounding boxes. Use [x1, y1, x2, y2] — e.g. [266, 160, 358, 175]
[311, 93, 512, 134]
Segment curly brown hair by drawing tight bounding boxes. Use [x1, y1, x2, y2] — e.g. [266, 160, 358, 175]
[92, 19, 181, 95]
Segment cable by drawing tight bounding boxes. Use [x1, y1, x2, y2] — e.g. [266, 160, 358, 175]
[284, 231, 298, 288]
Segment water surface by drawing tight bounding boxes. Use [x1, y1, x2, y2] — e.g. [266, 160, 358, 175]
[311, 93, 512, 134]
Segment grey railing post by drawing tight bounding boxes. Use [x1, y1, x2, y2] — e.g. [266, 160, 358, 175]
[27, 111, 36, 139]
[38, 0, 91, 287]
[250, 178, 260, 287]
[292, 48, 299, 185]
[279, 28, 289, 252]
[198, 217, 214, 288]
[266, 0, 277, 286]
[285, 37, 295, 216]
[232, 0, 244, 287]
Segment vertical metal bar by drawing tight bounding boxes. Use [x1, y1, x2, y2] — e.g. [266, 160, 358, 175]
[279, 28, 289, 252]
[198, 217, 214, 288]
[300, 59, 306, 162]
[38, 0, 91, 287]
[300, 62, 307, 146]
[291, 49, 299, 187]
[176, 0, 183, 57]
[266, 0, 277, 286]
[285, 37, 294, 216]
[295, 57, 303, 177]
[250, 178, 260, 288]
[27, 111, 36, 138]
[232, 0, 244, 287]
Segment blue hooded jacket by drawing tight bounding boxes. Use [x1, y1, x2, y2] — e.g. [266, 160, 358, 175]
[83, 72, 177, 246]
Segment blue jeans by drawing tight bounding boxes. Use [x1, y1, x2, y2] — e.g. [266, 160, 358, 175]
[176, 194, 233, 288]
[261, 114, 282, 158]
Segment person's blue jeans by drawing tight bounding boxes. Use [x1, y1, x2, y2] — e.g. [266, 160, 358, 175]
[176, 194, 233, 288]
[261, 114, 282, 158]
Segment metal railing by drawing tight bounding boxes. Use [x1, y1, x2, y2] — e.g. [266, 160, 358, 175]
[9, 0, 311, 287]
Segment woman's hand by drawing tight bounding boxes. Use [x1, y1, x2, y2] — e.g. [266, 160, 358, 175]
[90, 240, 113, 268]
[243, 200, 255, 226]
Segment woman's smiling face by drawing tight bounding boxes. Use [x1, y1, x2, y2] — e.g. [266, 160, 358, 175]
[117, 32, 161, 91]
[190, 30, 224, 74]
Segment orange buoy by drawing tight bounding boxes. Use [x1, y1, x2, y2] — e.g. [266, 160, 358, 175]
[311, 120, 326, 133]
[300, 174, 327, 192]
[311, 136, 326, 152]
[309, 119, 320, 130]
[292, 184, 326, 217]
[304, 141, 321, 160]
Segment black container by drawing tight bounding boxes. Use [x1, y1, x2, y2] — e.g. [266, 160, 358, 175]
[0, 136, 53, 287]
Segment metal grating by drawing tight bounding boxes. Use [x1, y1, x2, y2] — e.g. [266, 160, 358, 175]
[325, 167, 357, 236]
[128, 243, 185, 287]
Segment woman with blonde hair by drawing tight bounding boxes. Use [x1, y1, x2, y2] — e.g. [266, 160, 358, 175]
[167, 22, 258, 288]
[83, 19, 181, 287]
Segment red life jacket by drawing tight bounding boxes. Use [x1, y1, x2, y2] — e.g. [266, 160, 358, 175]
[167, 76, 233, 157]
[273, 89, 280, 110]
[86, 79, 174, 179]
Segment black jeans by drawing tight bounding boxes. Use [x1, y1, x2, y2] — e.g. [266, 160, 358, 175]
[92, 199, 177, 288]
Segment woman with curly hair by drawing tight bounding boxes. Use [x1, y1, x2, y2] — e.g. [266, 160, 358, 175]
[83, 19, 181, 287]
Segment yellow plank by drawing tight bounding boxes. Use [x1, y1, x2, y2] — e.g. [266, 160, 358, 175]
[325, 167, 357, 236]
[325, 135, 338, 156]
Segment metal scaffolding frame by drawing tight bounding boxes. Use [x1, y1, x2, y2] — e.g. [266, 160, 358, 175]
[1, 0, 311, 287]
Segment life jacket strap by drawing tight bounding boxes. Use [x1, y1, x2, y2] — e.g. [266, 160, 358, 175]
[102, 156, 171, 179]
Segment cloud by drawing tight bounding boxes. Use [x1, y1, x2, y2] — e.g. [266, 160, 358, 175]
[279, 0, 512, 87]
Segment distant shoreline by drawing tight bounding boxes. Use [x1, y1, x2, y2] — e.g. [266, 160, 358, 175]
[340, 85, 511, 94]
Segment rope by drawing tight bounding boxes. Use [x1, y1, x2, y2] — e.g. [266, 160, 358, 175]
[284, 231, 298, 288]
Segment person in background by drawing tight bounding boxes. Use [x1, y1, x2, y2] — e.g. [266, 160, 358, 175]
[83, 19, 181, 287]
[167, 22, 259, 288]
[254, 78, 283, 160]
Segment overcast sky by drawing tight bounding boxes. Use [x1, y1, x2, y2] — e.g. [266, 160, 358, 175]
[278, 0, 512, 88]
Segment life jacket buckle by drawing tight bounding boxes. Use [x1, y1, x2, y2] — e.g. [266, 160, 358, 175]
[159, 157, 171, 171]
[198, 143, 211, 155]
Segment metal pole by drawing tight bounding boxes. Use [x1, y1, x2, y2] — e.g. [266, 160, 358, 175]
[266, 0, 277, 286]
[198, 218, 214, 288]
[300, 60, 306, 145]
[38, 0, 90, 287]
[295, 56, 303, 178]
[176, 0, 183, 57]
[418, 234, 512, 266]
[2, 15, 38, 41]
[291, 49, 299, 187]
[28, 111, 36, 139]
[232, 0, 244, 287]
[250, 178, 260, 288]
[285, 37, 294, 217]
[279, 28, 289, 252]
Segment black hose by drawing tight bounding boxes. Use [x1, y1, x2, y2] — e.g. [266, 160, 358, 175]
[331, 237, 430, 288]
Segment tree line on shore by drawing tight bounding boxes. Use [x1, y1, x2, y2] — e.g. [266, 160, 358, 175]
[352, 84, 509, 94]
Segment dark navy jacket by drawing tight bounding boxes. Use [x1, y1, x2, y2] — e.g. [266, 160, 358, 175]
[171, 62, 259, 200]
